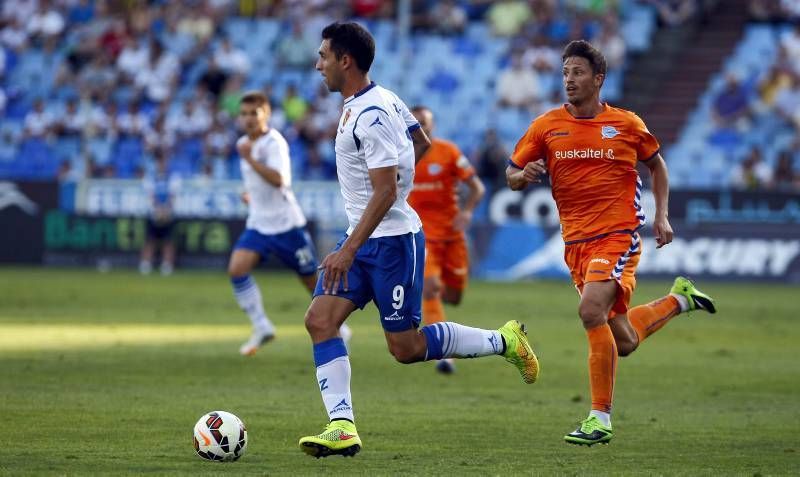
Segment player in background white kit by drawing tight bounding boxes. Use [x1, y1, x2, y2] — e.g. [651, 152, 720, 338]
[228, 92, 350, 356]
[298, 22, 540, 458]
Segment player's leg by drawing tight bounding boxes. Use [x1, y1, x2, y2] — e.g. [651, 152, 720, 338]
[139, 221, 157, 274]
[625, 276, 717, 344]
[228, 230, 274, 355]
[563, 236, 636, 446]
[273, 227, 354, 345]
[159, 229, 175, 276]
[376, 232, 539, 383]
[440, 236, 469, 306]
[564, 279, 618, 446]
[435, 237, 469, 373]
[299, 242, 371, 458]
[420, 242, 453, 372]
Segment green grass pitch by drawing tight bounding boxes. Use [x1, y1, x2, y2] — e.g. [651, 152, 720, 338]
[1, 267, 798, 475]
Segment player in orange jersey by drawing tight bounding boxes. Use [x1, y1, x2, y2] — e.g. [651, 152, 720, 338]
[507, 40, 717, 446]
[408, 105, 486, 374]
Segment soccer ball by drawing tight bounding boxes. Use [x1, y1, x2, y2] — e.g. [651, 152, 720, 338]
[192, 411, 248, 462]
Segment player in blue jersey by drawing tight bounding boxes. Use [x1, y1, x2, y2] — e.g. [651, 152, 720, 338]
[297, 22, 540, 458]
[229, 92, 351, 356]
[139, 155, 179, 276]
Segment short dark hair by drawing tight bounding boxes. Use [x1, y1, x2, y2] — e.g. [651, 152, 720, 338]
[240, 91, 270, 108]
[321, 22, 375, 73]
[410, 105, 430, 115]
[562, 40, 607, 77]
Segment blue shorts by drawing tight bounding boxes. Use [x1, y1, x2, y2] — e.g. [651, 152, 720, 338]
[314, 231, 425, 333]
[233, 227, 318, 276]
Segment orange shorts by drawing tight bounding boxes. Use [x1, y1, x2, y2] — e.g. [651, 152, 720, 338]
[424, 236, 469, 291]
[564, 232, 642, 316]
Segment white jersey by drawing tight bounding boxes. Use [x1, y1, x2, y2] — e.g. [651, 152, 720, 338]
[238, 129, 306, 235]
[334, 82, 421, 238]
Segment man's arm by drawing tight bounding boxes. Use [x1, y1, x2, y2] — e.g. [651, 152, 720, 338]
[455, 175, 486, 230]
[238, 140, 283, 187]
[506, 159, 547, 191]
[320, 165, 398, 294]
[644, 153, 673, 248]
[410, 127, 431, 164]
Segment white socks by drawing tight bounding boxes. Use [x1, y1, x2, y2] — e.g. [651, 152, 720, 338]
[231, 275, 275, 335]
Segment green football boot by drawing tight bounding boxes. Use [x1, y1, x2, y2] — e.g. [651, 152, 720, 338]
[299, 420, 361, 458]
[564, 415, 613, 446]
[498, 320, 540, 384]
[670, 276, 716, 313]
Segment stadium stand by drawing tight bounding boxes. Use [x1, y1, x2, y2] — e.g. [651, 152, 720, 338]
[0, 0, 657, 183]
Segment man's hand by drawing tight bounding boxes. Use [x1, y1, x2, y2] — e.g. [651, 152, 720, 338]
[320, 246, 356, 295]
[237, 140, 252, 161]
[240, 191, 250, 204]
[454, 210, 473, 231]
[653, 215, 673, 249]
[522, 159, 547, 183]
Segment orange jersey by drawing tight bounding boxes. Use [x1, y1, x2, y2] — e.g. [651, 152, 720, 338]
[510, 104, 660, 244]
[409, 138, 476, 240]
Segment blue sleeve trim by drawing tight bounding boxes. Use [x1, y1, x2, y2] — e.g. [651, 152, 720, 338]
[507, 159, 523, 170]
[313, 337, 348, 366]
[407, 123, 421, 133]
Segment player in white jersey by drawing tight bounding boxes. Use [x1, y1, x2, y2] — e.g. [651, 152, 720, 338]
[298, 22, 541, 458]
[228, 92, 351, 356]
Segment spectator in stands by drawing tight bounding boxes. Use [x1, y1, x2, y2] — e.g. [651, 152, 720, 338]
[219, 74, 244, 118]
[1, 17, 29, 51]
[276, 21, 317, 70]
[214, 37, 250, 75]
[199, 57, 229, 100]
[135, 39, 179, 104]
[522, 33, 560, 74]
[643, 0, 696, 27]
[711, 73, 751, 129]
[496, 53, 542, 110]
[145, 113, 175, 156]
[117, 101, 150, 139]
[730, 148, 771, 190]
[595, 20, 626, 70]
[23, 99, 53, 139]
[770, 150, 798, 190]
[473, 128, 509, 189]
[780, 0, 800, 19]
[487, 0, 532, 36]
[54, 98, 89, 139]
[78, 53, 118, 99]
[176, 7, 215, 44]
[779, 24, 800, 72]
[167, 100, 212, 139]
[204, 116, 234, 179]
[431, 0, 468, 35]
[117, 36, 150, 82]
[26, 0, 65, 42]
[282, 84, 308, 123]
[773, 75, 800, 130]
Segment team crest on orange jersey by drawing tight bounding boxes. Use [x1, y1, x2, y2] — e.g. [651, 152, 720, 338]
[428, 163, 442, 175]
[340, 108, 352, 133]
[601, 125, 619, 139]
